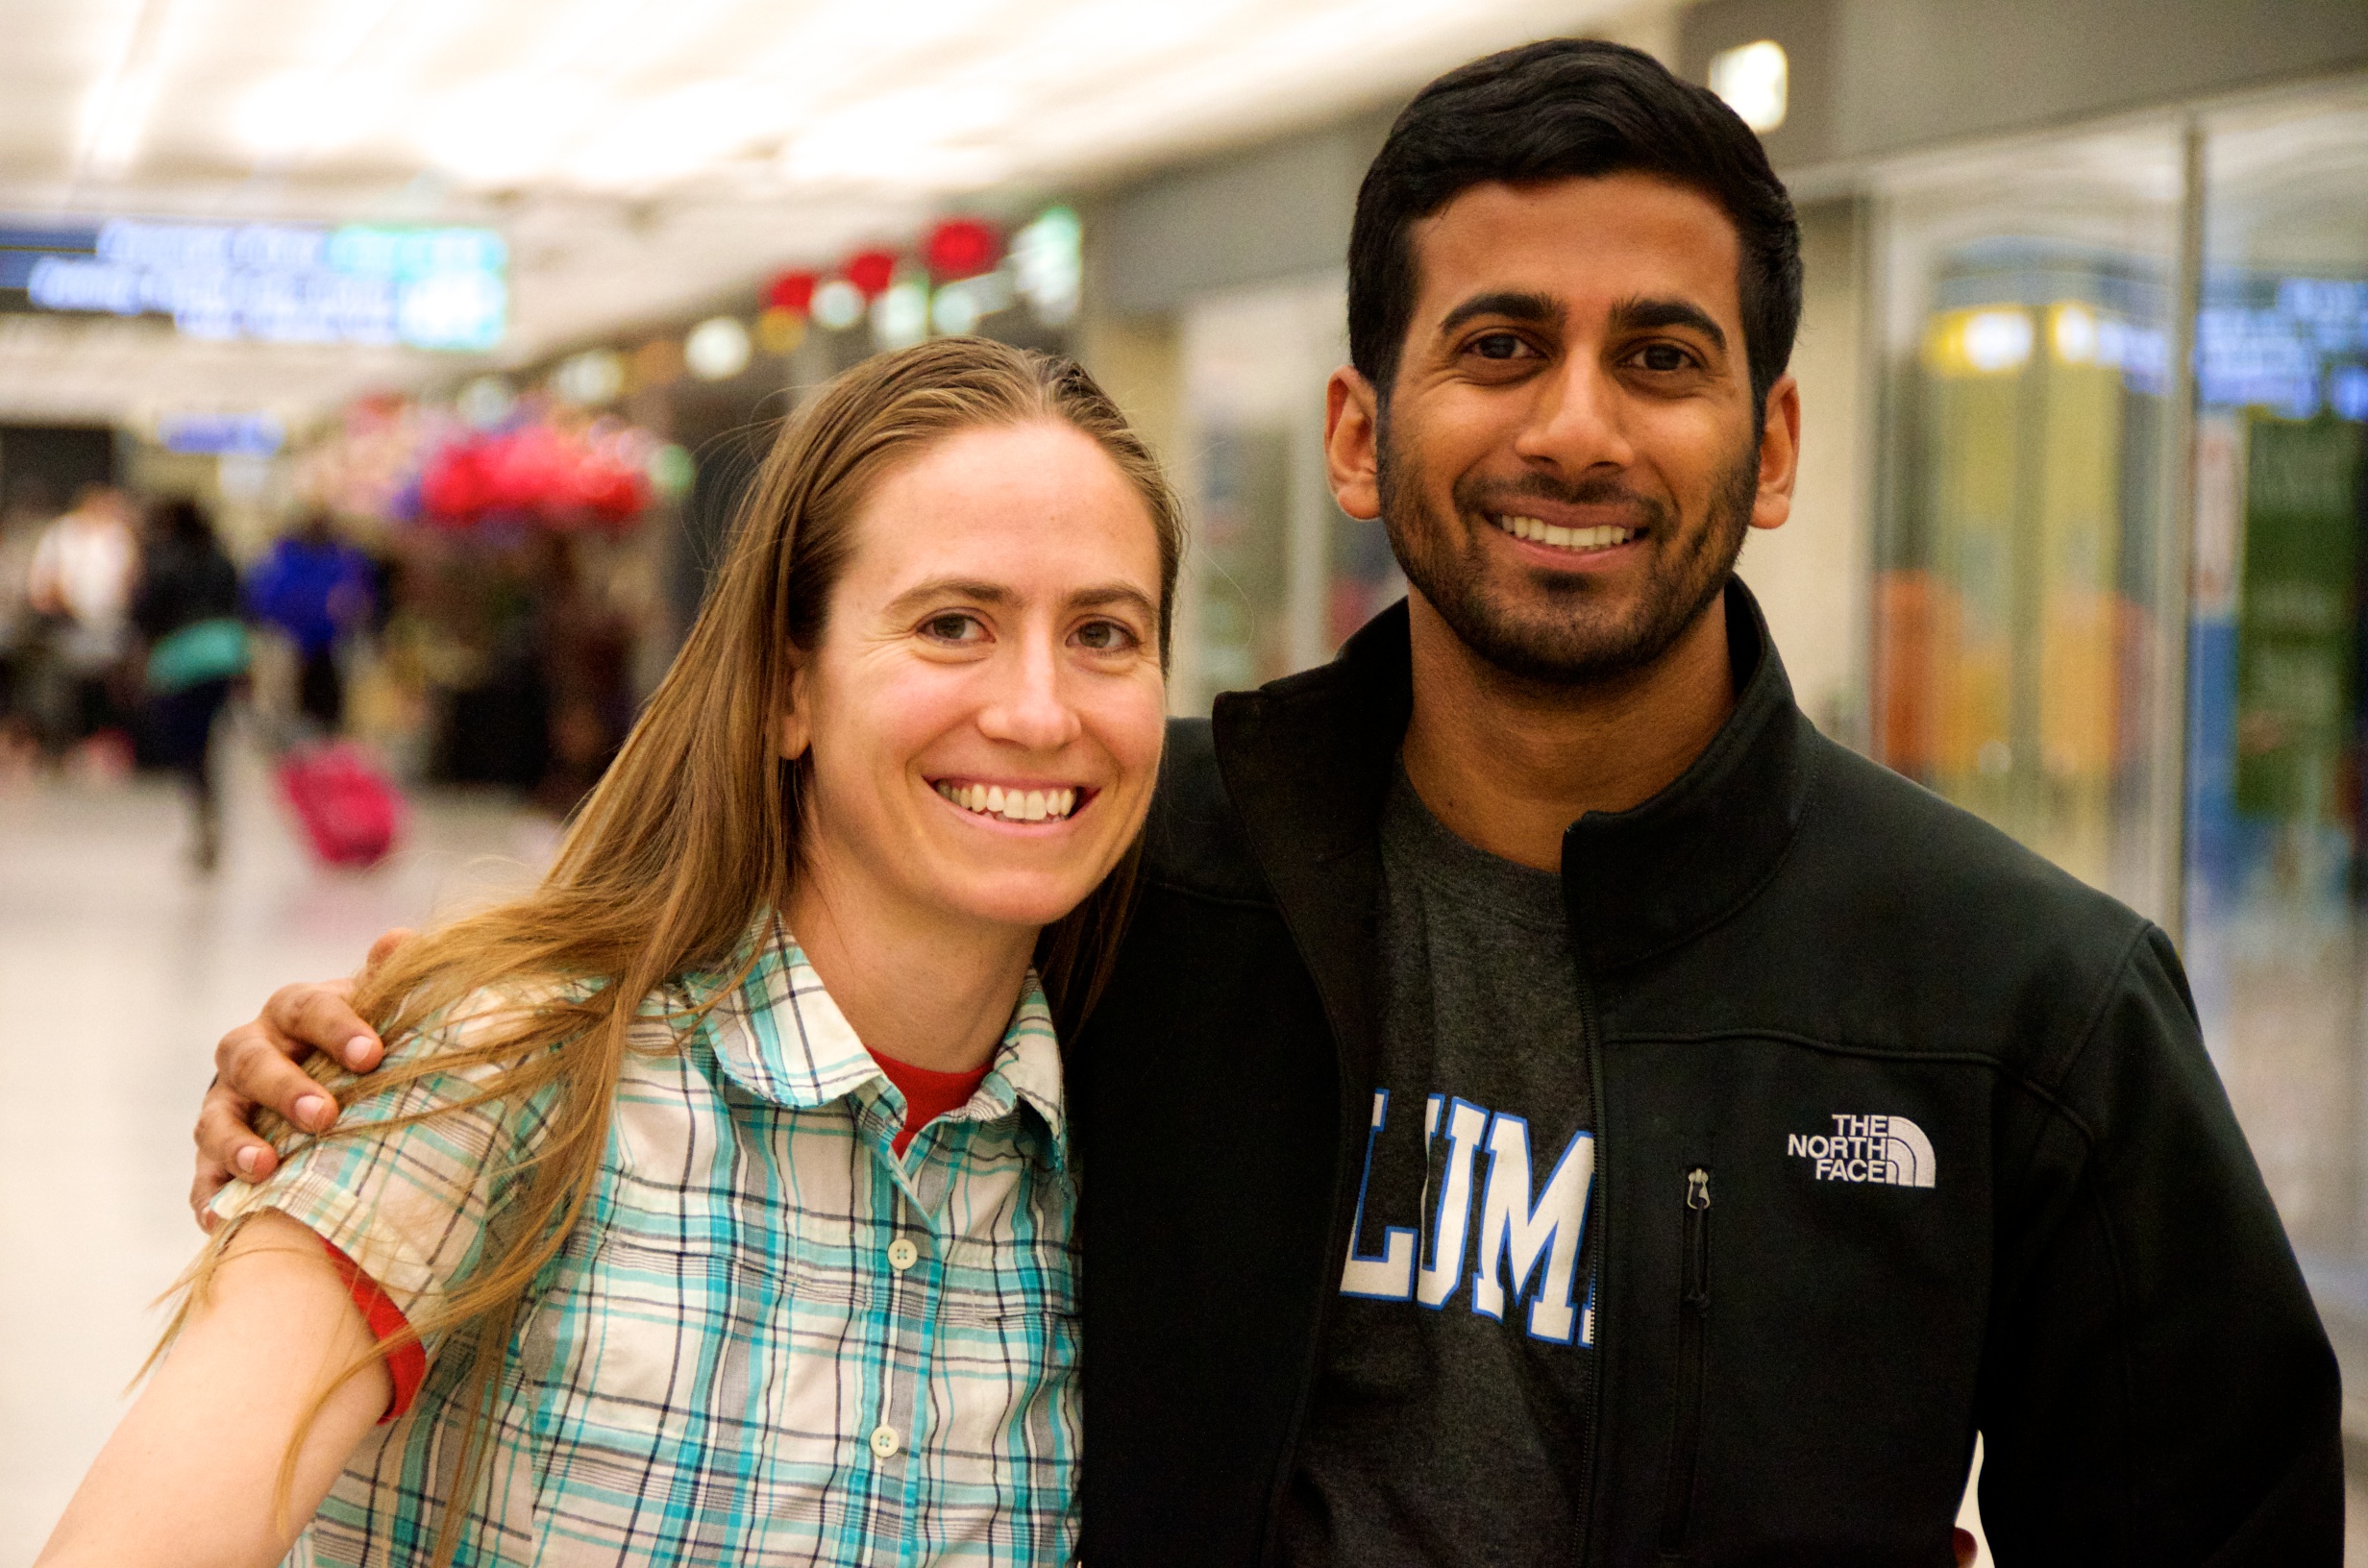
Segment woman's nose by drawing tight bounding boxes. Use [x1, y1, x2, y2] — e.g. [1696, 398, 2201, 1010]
[977, 639, 1081, 752]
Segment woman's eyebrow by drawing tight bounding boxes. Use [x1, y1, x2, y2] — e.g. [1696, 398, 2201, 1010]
[1071, 584, 1158, 619]
[883, 579, 1156, 621]
[885, 577, 1010, 616]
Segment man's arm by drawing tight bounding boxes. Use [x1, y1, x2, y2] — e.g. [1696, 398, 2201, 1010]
[190, 930, 409, 1225]
[1978, 926, 2342, 1563]
[37, 1211, 391, 1568]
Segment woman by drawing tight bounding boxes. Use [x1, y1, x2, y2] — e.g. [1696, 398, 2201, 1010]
[39, 339, 1180, 1568]
[132, 497, 248, 870]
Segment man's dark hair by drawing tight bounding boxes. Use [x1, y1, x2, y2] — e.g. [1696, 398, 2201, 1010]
[1348, 38, 1802, 413]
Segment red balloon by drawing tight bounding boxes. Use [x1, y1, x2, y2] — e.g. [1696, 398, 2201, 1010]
[924, 218, 999, 281]
[843, 249, 899, 299]
[766, 270, 819, 315]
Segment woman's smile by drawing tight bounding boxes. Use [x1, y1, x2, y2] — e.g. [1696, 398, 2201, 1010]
[930, 777, 1093, 824]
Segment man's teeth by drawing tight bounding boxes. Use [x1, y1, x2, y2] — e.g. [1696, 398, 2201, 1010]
[933, 782, 1080, 822]
[1492, 514, 1636, 551]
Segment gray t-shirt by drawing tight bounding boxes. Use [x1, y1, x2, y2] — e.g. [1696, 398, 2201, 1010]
[1282, 768, 1596, 1566]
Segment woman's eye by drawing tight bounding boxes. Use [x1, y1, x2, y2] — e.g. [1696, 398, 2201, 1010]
[922, 613, 985, 643]
[1636, 343, 1694, 372]
[1073, 619, 1140, 653]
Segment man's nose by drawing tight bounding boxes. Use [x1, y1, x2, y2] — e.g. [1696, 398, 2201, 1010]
[1514, 353, 1639, 473]
[977, 635, 1082, 752]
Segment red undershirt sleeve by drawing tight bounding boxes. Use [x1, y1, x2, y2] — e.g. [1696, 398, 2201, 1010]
[316, 1236, 429, 1424]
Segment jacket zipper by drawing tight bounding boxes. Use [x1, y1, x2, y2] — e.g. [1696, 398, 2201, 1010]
[1573, 964, 1608, 1566]
[1657, 1165, 1713, 1558]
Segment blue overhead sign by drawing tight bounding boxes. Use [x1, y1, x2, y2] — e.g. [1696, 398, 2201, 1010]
[157, 412, 285, 456]
[0, 217, 506, 352]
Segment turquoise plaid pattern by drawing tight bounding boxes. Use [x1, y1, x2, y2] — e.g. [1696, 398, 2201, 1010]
[210, 917, 1080, 1566]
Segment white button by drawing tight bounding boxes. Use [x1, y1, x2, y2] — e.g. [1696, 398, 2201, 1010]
[869, 1423, 901, 1458]
[887, 1237, 920, 1271]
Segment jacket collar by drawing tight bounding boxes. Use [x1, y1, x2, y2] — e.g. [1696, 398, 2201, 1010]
[1213, 576, 1816, 984]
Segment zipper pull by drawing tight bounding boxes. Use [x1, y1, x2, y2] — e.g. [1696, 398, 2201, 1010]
[1686, 1166, 1711, 1211]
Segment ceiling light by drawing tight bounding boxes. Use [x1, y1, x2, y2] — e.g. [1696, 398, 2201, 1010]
[1962, 309, 2034, 374]
[2050, 303, 2099, 365]
[1010, 206, 1080, 326]
[1707, 40, 1788, 135]
[457, 375, 516, 427]
[811, 279, 864, 331]
[685, 315, 752, 380]
[872, 278, 929, 351]
[554, 348, 626, 404]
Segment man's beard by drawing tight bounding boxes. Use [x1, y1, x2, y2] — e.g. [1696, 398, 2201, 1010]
[1377, 425, 1759, 686]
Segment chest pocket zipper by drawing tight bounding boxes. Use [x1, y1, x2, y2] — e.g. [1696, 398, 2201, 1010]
[1657, 1165, 1712, 1560]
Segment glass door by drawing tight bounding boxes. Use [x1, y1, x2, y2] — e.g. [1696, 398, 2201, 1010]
[2183, 84, 2368, 1270]
[1870, 128, 2187, 920]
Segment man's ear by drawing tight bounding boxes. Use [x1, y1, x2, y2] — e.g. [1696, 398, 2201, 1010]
[1750, 373, 1802, 532]
[1325, 366, 1383, 523]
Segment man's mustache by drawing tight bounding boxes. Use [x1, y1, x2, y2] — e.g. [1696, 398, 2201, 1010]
[1451, 473, 1673, 529]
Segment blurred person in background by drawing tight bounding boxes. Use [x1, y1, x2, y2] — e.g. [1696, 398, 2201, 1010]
[41, 340, 1173, 1568]
[193, 39, 2339, 1566]
[0, 486, 50, 774]
[26, 482, 137, 762]
[132, 498, 248, 871]
[530, 531, 636, 816]
[245, 511, 374, 734]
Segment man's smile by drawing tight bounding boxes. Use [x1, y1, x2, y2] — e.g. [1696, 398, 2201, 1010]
[1487, 512, 1640, 554]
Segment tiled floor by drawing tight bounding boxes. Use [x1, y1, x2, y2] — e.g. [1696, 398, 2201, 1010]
[0, 739, 552, 1561]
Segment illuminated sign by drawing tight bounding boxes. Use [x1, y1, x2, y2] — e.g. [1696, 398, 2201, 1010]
[0, 217, 506, 352]
[158, 412, 284, 455]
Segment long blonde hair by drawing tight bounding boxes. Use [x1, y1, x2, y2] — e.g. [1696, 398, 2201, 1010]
[180, 338, 1182, 1554]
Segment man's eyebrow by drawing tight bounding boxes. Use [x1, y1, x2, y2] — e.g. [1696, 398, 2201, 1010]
[1609, 296, 1728, 354]
[1436, 290, 1565, 337]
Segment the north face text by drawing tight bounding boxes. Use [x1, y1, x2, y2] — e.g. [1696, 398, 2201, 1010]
[1788, 1114, 1936, 1188]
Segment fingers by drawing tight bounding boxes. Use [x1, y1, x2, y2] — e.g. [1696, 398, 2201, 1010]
[362, 926, 417, 979]
[191, 1078, 268, 1231]
[261, 978, 382, 1073]
[213, 1015, 344, 1136]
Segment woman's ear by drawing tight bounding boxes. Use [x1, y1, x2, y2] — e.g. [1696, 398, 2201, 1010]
[777, 659, 812, 761]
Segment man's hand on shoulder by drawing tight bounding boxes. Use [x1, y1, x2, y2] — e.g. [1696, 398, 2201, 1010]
[190, 928, 413, 1228]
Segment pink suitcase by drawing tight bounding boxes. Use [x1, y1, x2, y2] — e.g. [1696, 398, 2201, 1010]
[277, 742, 405, 868]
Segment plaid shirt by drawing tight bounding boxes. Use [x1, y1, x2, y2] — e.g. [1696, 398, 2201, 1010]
[211, 919, 1080, 1566]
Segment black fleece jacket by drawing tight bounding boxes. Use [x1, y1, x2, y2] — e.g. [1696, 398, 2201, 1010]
[1070, 582, 2339, 1566]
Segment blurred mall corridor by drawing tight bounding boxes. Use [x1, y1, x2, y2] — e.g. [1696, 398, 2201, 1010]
[0, 740, 551, 1561]
[3, 0, 2367, 1556]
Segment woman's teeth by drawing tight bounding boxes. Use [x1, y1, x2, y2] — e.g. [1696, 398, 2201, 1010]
[934, 781, 1080, 822]
[1492, 514, 1636, 552]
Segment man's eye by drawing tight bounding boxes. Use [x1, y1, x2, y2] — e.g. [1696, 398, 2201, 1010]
[1636, 343, 1694, 372]
[1074, 619, 1139, 653]
[923, 613, 985, 643]
[1471, 332, 1529, 360]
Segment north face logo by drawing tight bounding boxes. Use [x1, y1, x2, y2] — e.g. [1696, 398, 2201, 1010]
[1788, 1115, 1936, 1188]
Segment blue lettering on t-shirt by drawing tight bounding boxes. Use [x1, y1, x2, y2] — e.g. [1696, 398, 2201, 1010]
[1337, 1088, 1595, 1344]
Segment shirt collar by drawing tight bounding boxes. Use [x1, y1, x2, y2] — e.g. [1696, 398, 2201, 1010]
[696, 914, 1068, 1150]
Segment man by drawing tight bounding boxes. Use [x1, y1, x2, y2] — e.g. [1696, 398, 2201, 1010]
[196, 40, 2337, 1564]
